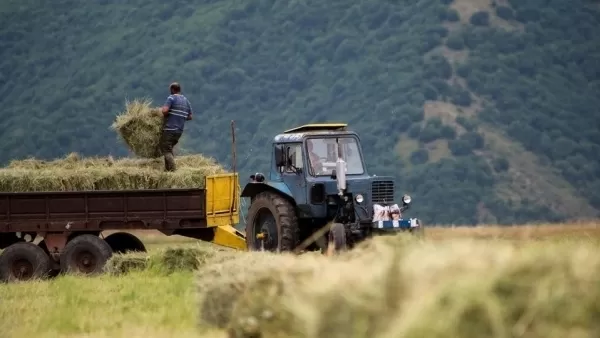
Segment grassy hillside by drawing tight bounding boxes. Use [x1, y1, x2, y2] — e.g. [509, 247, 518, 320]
[1, 0, 599, 225]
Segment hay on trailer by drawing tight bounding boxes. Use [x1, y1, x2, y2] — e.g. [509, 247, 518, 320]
[110, 98, 172, 158]
[196, 235, 600, 338]
[0, 153, 226, 192]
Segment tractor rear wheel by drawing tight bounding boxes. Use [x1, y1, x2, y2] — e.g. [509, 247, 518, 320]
[245, 191, 299, 252]
[0, 242, 51, 282]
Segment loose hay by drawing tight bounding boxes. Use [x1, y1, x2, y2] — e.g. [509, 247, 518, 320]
[110, 98, 171, 158]
[104, 252, 149, 275]
[104, 246, 238, 276]
[195, 235, 600, 338]
[0, 153, 226, 192]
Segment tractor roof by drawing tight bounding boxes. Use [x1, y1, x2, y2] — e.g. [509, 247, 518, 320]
[273, 123, 354, 143]
[283, 123, 347, 133]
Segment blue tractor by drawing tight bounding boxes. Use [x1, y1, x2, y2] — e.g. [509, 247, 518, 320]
[240, 123, 422, 253]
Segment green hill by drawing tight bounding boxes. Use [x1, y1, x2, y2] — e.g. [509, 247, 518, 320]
[1, 0, 599, 225]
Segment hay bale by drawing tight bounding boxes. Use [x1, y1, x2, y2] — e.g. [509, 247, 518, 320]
[196, 235, 600, 338]
[0, 153, 226, 192]
[110, 98, 169, 158]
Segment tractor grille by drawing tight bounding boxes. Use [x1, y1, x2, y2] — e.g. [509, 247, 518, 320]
[371, 180, 394, 205]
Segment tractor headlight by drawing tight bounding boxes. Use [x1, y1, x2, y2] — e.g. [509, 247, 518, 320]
[355, 194, 364, 203]
[402, 194, 411, 204]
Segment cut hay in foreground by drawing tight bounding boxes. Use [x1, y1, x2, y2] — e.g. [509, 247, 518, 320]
[0, 152, 226, 192]
[196, 235, 600, 338]
[111, 98, 171, 158]
[104, 245, 238, 276]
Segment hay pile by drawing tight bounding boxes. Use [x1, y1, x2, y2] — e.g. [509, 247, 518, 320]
[104, 246, 237, 276]
[111, 98, 172, 158]
[0, 152, 225, 192]
[196, 235, 600, 338]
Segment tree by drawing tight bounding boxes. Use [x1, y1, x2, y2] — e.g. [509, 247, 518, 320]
[470, 11, 490, 26]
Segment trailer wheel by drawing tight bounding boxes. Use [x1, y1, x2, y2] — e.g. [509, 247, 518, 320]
[325, 223, 347, 255]
[60, 234, 113, 276]
[0, 242, 51, 282]
[245, 191, 299, 252]
[103, 232, 146, 254]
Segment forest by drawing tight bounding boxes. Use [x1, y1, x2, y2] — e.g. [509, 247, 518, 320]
[1, 0, 599, 225]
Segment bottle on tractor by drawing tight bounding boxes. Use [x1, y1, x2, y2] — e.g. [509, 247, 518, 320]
[240, 123, 423, 254]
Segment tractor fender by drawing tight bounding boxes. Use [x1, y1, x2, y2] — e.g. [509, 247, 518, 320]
[240, 181, 296, 206]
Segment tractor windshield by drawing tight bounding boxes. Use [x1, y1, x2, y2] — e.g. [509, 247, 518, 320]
[306, 137, 365, 176]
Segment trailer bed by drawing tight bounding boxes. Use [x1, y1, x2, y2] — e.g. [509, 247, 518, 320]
[0, 173, 240, 233]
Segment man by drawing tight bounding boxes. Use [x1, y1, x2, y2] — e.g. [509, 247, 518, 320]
[306, 140, 322, 175]
[159, 82, 193, 171]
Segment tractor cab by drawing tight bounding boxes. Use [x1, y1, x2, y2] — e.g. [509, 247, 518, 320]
[272, 123, 366, 179]
[241, 123, 419, 253]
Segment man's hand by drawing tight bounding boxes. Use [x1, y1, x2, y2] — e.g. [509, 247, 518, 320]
[186, 113, 193, 121]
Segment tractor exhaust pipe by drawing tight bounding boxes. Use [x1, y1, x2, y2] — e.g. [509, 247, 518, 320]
[336, 138, 346, 196]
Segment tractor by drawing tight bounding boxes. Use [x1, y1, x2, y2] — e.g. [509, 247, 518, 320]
[240, 123, 422, 253]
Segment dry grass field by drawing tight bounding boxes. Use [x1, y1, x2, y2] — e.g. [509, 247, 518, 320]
[1, 221, 599, 338]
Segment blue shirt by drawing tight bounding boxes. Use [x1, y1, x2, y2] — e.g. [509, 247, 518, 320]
[163, 94, 192, 132]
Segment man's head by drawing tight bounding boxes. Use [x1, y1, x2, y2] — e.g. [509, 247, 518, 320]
[169, 82, 181, 95]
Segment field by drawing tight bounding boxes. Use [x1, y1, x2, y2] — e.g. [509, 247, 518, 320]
[1, 221, 600, 338]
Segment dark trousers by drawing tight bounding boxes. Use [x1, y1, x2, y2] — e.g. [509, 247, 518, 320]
[159, 130, 182, 171]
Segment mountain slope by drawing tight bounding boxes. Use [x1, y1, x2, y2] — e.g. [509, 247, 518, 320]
[1, 0, 599, 225]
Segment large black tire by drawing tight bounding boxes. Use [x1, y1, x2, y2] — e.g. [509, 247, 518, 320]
[0, 242, 51, 282]
[327, 223, 347, 254]
[103, 232, 146, 254]
[60, 234, 113, 276]
[329, 223, 347, 249]
[245, 191, 299, 252]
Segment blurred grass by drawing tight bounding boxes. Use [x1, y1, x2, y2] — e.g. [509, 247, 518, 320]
[1, 222, 600, 338]
[0, 269, 218, 338]
[197, 230, 600, 338]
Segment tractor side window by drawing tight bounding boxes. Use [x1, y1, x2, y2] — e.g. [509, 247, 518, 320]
[285, 143, 304, 173]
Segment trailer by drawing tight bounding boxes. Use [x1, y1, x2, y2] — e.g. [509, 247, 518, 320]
[0, 173, 245, 282]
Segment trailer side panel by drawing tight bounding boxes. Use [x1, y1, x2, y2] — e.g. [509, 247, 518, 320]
[0, 189, 207, 233]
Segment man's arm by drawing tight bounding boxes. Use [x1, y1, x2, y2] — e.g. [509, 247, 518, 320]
[161, 95, 173, 117]
[186, 99, 193, 121]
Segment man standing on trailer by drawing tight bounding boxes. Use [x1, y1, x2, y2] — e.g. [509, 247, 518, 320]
[160, 82, 193, 172]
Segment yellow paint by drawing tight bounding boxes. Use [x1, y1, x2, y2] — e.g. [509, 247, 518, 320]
[205, 173, 240, 227]
[203, 173, 247, 250]
[284, 123, 348, 134]
[211, 224, 247, 251]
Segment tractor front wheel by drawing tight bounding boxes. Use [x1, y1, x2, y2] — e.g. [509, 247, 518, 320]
[245, 191, 299, 252]
[325, 223, 347, 255]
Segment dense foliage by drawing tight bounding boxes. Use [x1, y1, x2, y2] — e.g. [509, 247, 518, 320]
[1, 0, 598, 225]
